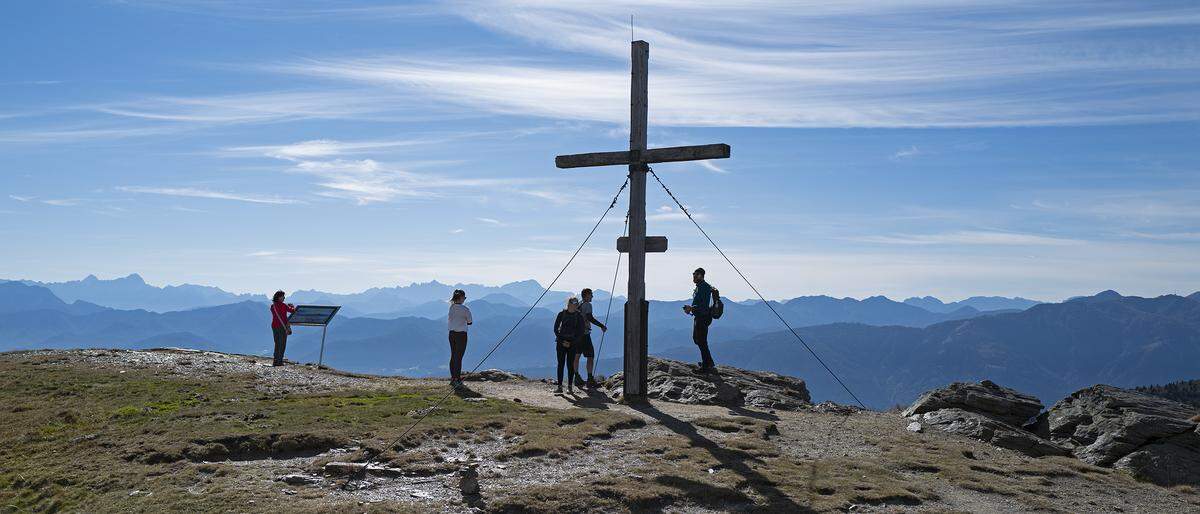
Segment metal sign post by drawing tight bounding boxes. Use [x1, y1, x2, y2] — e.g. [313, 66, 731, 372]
[286, 305, 341, 368]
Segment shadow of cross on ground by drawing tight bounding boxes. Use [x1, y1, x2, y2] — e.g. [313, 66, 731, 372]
[630, 402, 815, 512]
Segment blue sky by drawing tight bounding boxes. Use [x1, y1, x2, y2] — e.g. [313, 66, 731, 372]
[2, 0, 1198, 301]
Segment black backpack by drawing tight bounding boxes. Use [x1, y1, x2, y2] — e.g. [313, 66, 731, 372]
[710, 288, 724, 320]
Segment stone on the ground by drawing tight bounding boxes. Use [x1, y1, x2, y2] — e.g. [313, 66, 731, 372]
[464, 369, 526, 382]
[277, 474, 318, 486]
[903, 380, 1043, 427]
[459, 464, 480, 495]
[603, 358, 811, 411]
[324, 462, 367, 476]
[906, 422, 923, 433]
[919, 408, 1069, 457]
[1047, 384, 1200, 486]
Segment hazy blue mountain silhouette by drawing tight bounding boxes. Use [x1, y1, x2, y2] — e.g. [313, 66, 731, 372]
[1, 281, 1044, 375]
[3, 274, 1039, 329]
[903, 295, 1042, 313]
[287, 280, 600, 316]
[0, 281, 110, 315]
[10, 282, 1186, 408]
[11, 274, 258, 312]
[660, 291, 1200, 409]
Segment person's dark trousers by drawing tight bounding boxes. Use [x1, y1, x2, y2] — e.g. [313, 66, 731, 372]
[272, 326, 288, 366]
[692, 315, 715, 368]
[556, 344, 577, 387]
[448, 331, 468, 382]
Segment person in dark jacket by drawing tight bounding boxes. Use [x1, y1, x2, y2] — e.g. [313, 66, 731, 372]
[269, 290, 296, 367]
[553, 296, 586, 395]
[681, 268, 716, 371]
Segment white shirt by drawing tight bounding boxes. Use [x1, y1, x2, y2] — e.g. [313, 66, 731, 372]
[448, 303, 473, 333]
[580, 301, 594, 333]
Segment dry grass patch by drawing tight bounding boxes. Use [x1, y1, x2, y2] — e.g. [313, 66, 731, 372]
[0, 353, 644, 513]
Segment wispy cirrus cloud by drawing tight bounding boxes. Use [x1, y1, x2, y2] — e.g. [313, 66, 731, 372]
[649, 204, 706, 222]
[225, 138, 558, 205]
[41, 199, 84, 207]
[117, 186, 301, 205]
[260, 1, 1200, 128]
[245, 249, 358, 265]
[848, 230, 1083, 246]
[91, 90, 432, 125]
[890, 146, 921, 161]
[696, 161, 728, 174]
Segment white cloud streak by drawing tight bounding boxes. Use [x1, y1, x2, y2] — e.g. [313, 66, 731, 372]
[223, 138, 559, 205]
[260, 0, 1200, 128]
[848, 230, 1083, 246]
[890, 146, 921, 161]
[118, 186, 301, 205]
[697, 160, 728, 174]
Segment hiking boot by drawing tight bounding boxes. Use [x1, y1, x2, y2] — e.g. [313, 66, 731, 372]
[587, 377, 598, 389]
[555, 385, 563, 394]
[574, 376, 586, 388]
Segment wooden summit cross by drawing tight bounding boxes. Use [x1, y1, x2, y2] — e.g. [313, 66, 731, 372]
[555, 40, 730, 400]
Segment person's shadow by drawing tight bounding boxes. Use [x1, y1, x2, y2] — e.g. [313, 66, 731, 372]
[703, 368, 782, 422]
[630, 400, 814, 512]
[565, 386, 615, 410]
[452, 383, 484, 398]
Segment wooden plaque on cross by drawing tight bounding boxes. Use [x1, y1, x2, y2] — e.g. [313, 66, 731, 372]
[554, 40, 730, 400]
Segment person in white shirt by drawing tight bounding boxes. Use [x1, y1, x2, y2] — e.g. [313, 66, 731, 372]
[447, 289, 473, 388]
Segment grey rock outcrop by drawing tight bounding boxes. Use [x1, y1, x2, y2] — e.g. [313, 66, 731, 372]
[1048, 385, 1200, 486]
[918, 408, 1068, 457]
[904, 380, 1067, 457]
[464, 369, 527, 382]
[605, 358, 811, 411]
[903, 380, 1042, 427]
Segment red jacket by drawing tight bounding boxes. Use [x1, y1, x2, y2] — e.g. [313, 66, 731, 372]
[270, 301, 295, 328]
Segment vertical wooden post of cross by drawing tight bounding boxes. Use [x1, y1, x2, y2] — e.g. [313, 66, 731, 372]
[624, 41, 649, 400]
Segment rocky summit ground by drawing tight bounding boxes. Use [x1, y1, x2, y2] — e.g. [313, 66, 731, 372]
[2, 349, 1199, 513]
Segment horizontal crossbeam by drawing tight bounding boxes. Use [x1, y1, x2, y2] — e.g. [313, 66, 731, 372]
[617, 236, 668, 253]
[556, 143, 730, 169]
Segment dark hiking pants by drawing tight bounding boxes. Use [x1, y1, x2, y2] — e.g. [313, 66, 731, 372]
[556, 343, 577, 387]
[449, 331, 468, 381]
[272, 326, 288, 366]
[693, 315, 714, 368]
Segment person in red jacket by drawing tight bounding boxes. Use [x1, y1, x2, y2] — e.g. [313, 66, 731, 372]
[269, 290, 296, 366]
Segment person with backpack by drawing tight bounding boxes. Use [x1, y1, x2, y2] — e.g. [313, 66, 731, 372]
[573, 288, 607, 389]
[269, 290, 296, 367]
[553, 296, 586, 395]
[447, 289, 473, 389]
[681, 268, 719, 372]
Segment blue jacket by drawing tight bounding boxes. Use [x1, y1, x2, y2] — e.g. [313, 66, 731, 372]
[691, 280, 712, 316]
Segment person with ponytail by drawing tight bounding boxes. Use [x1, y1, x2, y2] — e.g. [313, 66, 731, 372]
[447, 289, 473, 389]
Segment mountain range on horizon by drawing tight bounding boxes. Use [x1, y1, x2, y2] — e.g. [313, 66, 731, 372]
[5, 273, 1049, 317]
[2, 277, 1198, 409]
